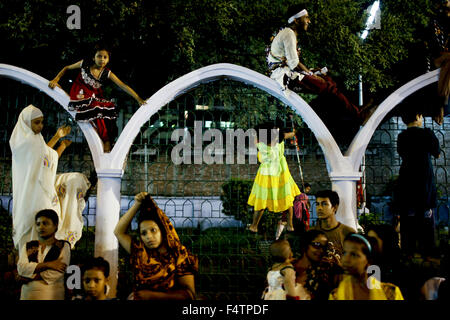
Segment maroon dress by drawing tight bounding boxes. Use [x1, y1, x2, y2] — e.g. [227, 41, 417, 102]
[68, 60, 118, 143]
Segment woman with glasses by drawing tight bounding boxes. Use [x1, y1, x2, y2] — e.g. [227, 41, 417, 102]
[293, 230, 343, 300]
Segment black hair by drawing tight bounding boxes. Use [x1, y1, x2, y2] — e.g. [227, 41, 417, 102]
[137, 195, 166, 242]
[400, 103, 423, 125]
[255, 121, 288, 144]
[81, 256, 110, 278]
[344, 233, 378, 264]
[315, 190, 340, 208]
[92, 42, 112, 59]
[270, 239, 292, 263]
[35, 209, 59, 227]
[366, 223, 400, 261]
[299, 229, 327, 254]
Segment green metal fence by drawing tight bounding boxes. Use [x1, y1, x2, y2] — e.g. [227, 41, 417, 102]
[0, 77, 448, 300]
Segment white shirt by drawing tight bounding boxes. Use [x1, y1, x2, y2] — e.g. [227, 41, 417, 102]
[17, 241, 70, 285]
[268, 28, 300, 70]
[267, 28, 304, 90]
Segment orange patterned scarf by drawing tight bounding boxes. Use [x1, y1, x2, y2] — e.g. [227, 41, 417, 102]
[131, 196, 198, 292]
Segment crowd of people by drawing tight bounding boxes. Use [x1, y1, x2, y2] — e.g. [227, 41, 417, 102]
[3, 3, 448, 302]
[4, 96, 448, 302]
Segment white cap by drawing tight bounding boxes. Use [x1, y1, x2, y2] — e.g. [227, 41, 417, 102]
[288, 9, 308, 24]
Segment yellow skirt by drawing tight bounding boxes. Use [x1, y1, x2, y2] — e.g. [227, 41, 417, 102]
[248, 163, 300, 213]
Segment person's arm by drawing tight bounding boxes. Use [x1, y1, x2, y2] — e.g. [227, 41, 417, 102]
[428, 129, 441, 158]
[39, 243, 70, 285]
[47, 125, 71, 149]
[17, 244, 38, 279]
[296, 61, 312, 74]
[283, 129, 296, 140]
[108, 72, 146, 106]
[282, 29, 301, 71]
[114, 192, 148, 254]
[17, 244, 67, 278]
[281, 267, 299, 298]
[134, 275, 196, 300]
[55, 140, 72, 158]
[49, 60, 83, 89]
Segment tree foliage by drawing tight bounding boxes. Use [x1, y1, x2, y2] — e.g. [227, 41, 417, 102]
[0, 0, 439, 102]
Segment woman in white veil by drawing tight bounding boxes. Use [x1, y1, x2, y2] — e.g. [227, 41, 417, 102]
[10, 105, 73, 252]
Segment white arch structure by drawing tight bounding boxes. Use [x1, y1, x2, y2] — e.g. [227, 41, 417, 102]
[0, 63, 440, 296]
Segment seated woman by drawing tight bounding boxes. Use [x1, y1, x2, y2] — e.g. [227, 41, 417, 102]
[114, 192, 198, 300]
[329, 233, 404, 300]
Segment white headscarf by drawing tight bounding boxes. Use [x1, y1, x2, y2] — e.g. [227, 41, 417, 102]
[10, 105, 60, 250]
[55, 172, 91, 248]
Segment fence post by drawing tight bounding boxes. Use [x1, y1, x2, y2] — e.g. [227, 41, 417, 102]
[94, 169, 123, 298]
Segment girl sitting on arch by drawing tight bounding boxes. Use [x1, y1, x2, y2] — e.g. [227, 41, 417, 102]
[49, 43, 146, 152]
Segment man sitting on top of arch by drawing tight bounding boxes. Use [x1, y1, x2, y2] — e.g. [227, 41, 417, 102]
[267, 5, 377, 126]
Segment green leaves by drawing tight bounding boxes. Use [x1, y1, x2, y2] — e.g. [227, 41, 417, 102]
[0, 0, 437, 100]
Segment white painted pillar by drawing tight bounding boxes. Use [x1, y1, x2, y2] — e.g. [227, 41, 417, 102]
[329, 172, 362, 231]
[94, 169, 123, 298]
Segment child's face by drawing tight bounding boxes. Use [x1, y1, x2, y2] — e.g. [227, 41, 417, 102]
[93, 50, 110, 68]
[341, 241, 369, 277]
[31, 117, 44, 134]
[140, 220, 162, 249]
[82, 269, 108, 300]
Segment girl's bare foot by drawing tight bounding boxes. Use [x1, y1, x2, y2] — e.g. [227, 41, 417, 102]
[247, 224, 258, 233]
[287, 225, 294, 232]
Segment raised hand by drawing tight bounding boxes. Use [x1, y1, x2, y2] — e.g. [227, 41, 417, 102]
[134, 191, 148, 204]
[48, 79, 61, 89]
[138, 97, 147, 106]
[56, 125, 71, 139]
[60, 139, 72, 148]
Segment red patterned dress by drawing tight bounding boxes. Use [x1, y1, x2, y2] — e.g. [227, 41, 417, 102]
[68, 60, 118, 143]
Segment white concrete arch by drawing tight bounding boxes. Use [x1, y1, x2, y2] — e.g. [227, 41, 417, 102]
[111, 63, 348, 173]
[2, 61, 441, 296]
[0, 64, 105, 168]
[347, 69, 440, 170]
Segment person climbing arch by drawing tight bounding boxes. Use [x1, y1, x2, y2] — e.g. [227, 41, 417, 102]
[49, 43, 146, 153]
[266, 5, 377, 126]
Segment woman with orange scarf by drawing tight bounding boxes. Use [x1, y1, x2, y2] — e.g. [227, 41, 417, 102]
[114, 192, 198, 300]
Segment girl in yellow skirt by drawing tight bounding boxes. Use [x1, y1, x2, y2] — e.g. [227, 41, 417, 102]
[247, 122, 301, 233]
